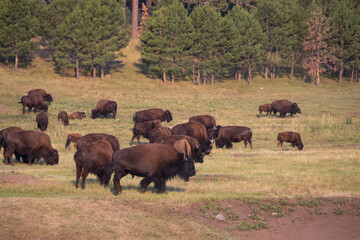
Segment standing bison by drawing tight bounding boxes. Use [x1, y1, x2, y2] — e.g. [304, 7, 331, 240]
[215, 126, 252, 149]
[91, 100, 117, 119]
[258, 104, 272, 116]
[189, 115, 216, 130]
[0, 126, 23, 153]
[271, 99, 301, 117]
[75, 133, 120, 152]
[28, 89, 53, 104]
[133, 108, 173, 123]
[36, 110, 48, 131]
[19, 95, 48, 113]
[171, 121, 212, 154]
[112, 143, 196, 195]
[65, 133, 82, 149]
[58, 111, 69, 126]
[130, 120, 162, 145]
[3, 130, 58, 165]
[277, 131, 303, 150]
[148, 127, 172, 143]
[74, 140, 114, 189]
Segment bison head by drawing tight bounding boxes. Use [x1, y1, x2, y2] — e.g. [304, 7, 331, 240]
[91, 109, 99, 119]
[165, 110, 173, 123]
[292, 103, 301, 114]
[177, 153, 196, 182]
[41, 104, 48, 112]
[79, 112, 86, 119]
[45, 149, 59, 165]
[298, 142, 304, 150]
[44, 94, 53, 103]
[215, 138, 225, 148]
[193, 145, 205, 163]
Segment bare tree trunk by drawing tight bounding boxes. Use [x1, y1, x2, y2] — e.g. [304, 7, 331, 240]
[121, 0, 126, 26]
[238, 68, 241, 81]
[265, 64, 268, 79]
[211, 73, 214, 85]
[192, 63, 195, 83]
[235, 68, 238, 80]
[93, 66, 96, 82]
[76, 57, 80, 81]
[14, 54, 18, 72]
[339, 61, 344, 84]
[351, 67, 354, 84]
[101, 66, 104, 80]
[162, 71, 166, 84]
[290, 53, 295, 81]
[356, 68, 359, 82]
[131, 0, 139, 40]
[171, 72, 174, 84]
[196, 67, 200, 86]
[248, 65, 252, 85]
[203, 75, 206, 85]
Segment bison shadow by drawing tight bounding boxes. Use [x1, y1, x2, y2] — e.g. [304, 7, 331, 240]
[109, 184, 185, 194]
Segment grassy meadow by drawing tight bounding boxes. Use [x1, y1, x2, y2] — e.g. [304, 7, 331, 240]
[0, 41, 360, 239]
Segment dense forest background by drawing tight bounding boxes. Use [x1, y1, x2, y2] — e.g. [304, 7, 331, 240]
[0, 0, 359, 85]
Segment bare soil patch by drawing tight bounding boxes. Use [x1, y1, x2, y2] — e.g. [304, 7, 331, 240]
[178, 197, 360, 240]
[0, 173, 52, 186]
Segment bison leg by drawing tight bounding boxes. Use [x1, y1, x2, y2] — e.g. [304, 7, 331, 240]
[75, 165, 82, 188]
[225, 141, 233, 149]
[130, 134, 138, 145]
[153, 176, 166, 193]
[140, 177, 153, 193]
[277, 141, 283, 151]
[113, 170, 123, 195]
[259, 110, 262, 116]
[26, 154, 34, 165]
[80, 169, 90, 189]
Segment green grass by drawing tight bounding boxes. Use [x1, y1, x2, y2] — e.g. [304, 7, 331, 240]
[0, 41, 360, 239]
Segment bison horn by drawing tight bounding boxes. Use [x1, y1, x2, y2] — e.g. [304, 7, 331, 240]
[53, 150, 58, 155]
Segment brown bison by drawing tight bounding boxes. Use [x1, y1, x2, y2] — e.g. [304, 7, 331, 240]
[133, 108, 173, 123]
[75, 133, 120, 152]
[58, 111, 69, 126]
[28, 89, 53, 104]
[69, 111, 86, 119]
[130, 120, 162, 145]
[154, 135, 205, 163]
[207, 125, 222, 140]
[148, 127, 172, 143]
[112, 143, 196, 195]
[19, 95, 48, 113]
[189, 115, 216, 130]
[171, 122, 212, 154]
[74, 140, 114, 189]
[3, 130, 58, 165]
[277, 131, 303, 150]
[0, 126, 23, 152]
[215, 126, 252, 149]
[258, 104, 272, 116]
[36, 110, 48, 131]
[65, 133, 82, 149]
[91, 100, 117, 119]
[271, 99, 301, 117]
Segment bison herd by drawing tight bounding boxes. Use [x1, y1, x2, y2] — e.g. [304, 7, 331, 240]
[0, 89, 304, 195]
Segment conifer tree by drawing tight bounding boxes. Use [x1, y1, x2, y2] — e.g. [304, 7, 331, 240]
[140, 0, 193, 84]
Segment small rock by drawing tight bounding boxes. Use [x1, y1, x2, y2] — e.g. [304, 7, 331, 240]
[215, 213, 225, 221]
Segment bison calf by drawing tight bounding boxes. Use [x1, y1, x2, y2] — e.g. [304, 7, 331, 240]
[215, 126, 252, 149]
[130, 120, 162, 145]
[69, 111, 86, 119]
[74, 140, 114, 189]
[258, 104, 272, 117]
[277, 131, 303, 150]
[36, 110, 48, 131]
[58, 111, 69, 126]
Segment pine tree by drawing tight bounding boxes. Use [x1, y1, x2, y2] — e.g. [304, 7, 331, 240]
[140, 0, 193, 84]
[0, 0, 37, 71]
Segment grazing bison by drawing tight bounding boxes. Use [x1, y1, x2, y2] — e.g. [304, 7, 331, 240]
[207, 125, 222, 140]
[75, 133, 120, 152]
[215, 126, 252, 149]
[154, 135, 205, 163]
[258, 104, 272, 116]
[0, 126, 23, 152]
[148, 127, 172, 143]
[130, 120, 162, 145]
[19, 95, 48, 113]
[3, 130, 58, 165]
[171, 122, 212, 154]
[28, 89, 53, 104]
[65, 133, 82, 149]
[271, 99, 301, 117]
[112, 143, 196, 195]
[133, 108, 173, 123]
[36, 110, 48, 131]
[277, 131, 303, 150]
[91, 100, 117, 119]
[74, 140, 114, 189]
[189, 115, 216, 130]
[58, 111, 69, 126]
[69, 111, 86, 119]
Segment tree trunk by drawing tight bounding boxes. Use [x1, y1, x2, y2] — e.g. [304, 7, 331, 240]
[351, 67, 354, 84]
[101, 66, 104, 80]
[163, 71, 166, 84]
[93, 66, 96, 82]
[265, 64, 268, 79]
[339, 62, 344, 84]
[171, 72, 174, 84]
[14, 54, 18, 72]
[211, 73, 214, 85]
[192, 63, 195, 83]
[238, 68, 241, 81]
[131, 0, 139, 40]
[203, 75, 206, 85]
[76, 57, 80, 81]
[121, 0, 126, 26]
[356, 68, 359, 82]
[316, 66, 320, 86]
[196, 67, 200, 86]
[248, 65, 252, 85]
[290, 53, 295, 81]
